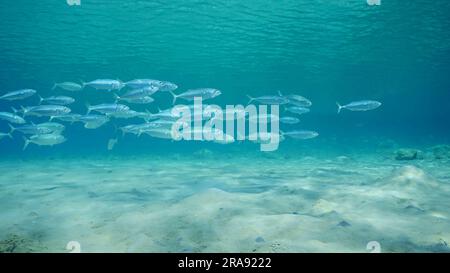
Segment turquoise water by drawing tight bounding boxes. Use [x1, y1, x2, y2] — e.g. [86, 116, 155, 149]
[0, 0, 450, 252]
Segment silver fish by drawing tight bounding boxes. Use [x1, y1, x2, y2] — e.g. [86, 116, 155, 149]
[337, 100, 382, 113]
[279, 92, 312, 107]
[0, 132, 12, 140]
[157, 81, 178, 92]
[148, 106, 209, 121]
[86, 103, 130, 115]
[23, 134, 66, 150]
[282, 130, 318, 139]
[84, 122, 106, 129]
[37, 122, 65, 134]
[280, 116, 300, 124]
[8, 123, 53, 135]
[125, 79, 164, 89]
[143, 128, 175, 140]
[0, 89, 36, 101]
[170, 88, 221, 104]
[114, 87, 157, 101]
[285, 106, 310, 115]
[134, 111, 158, 121]
[123, 96, 155, 104]
[120, 122, 166, 137]
[213, 133, 235, 144]
[52, 82, 83, 92]
[22, 105, 71, 118]
[78, 115, 109, 129]
[247, 95, 289, 105]
[146, 120, 189, 132]
[146, 108, 178, 120]
[39, 95, 75, 105]
[107, 138, 118, 150]
[0, 112, 26, 124]
[120, 124, 145, 136]
[52, 114, 82, 123]
[107, 110, 140, 119]
[83, 79, 124, 91]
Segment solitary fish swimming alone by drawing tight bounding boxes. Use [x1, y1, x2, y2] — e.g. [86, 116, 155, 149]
[336, 100, 382, 114]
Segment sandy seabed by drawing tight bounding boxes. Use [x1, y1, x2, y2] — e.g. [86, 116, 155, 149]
[0, 153, 449, 253]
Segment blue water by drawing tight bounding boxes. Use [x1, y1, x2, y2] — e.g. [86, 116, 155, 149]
[0, 0, 450, 253]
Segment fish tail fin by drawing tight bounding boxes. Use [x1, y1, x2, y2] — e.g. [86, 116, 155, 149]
[120, 128, 126, 138]
[80, 80, 86, 89]
[169, 91, 178, 105]
[49, 116, 54, 122]
[85, 102, 91, 114]
[11, 106, 18, 113]
[277, 90, 283, 96]
[37, 94, 43, 105]
[52, 83, 57, 90]
[117, 79, 125, 90]
[22, 136, 30, 151]
[336, 102, 343, 114]
[246, 95, 254, 104]
[112, 93, 120, 103]
[20, 105, 27, 116]
[8, 124, 15, 135]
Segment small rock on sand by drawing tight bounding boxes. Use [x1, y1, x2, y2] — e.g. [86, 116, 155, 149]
[395, 148, 424, 161]
[431, 145, 450, 160]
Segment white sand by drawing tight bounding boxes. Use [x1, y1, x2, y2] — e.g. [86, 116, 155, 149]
[0, 154, 449, 252]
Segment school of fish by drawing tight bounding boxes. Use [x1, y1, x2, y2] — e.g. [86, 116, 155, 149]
[0, 79, 382, 150]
